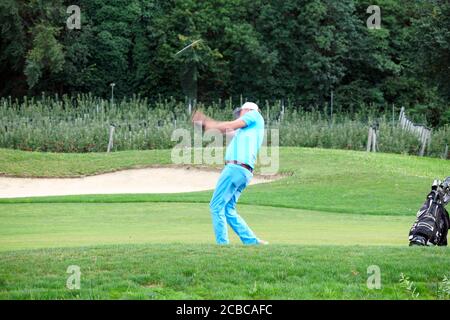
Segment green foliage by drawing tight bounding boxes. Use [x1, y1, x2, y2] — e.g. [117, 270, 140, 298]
[399, 273, 420, 299]
[0, 0, 26, 95]
[24, 24, 65, 88]
[0, 95, 448, 155]
[437, 276, 450, 300]
[0, 0, 448, 115]
[409, 1, 450, 101]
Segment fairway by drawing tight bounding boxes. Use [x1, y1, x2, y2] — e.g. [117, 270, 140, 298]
[0, 147, 449, 299]
[0, 203, 412, 251]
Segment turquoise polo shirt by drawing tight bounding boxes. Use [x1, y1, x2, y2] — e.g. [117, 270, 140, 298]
[225, 110, 265, 169]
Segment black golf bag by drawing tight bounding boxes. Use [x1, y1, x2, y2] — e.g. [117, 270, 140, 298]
[409, 177, 450, 246]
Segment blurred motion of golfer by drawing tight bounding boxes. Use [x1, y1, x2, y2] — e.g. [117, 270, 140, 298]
[192, 102, 268, 245]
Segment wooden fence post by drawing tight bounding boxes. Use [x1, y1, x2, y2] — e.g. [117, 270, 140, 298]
[367, 127, 373, 152]
[372, 126, 377, 152]
[399, 107, 405, 125]
[330, 90, 334, 120]
[367, 124, 378, 153]
[392, 104, 395, 127]
[427, 129, 432, 156]
[107, 124, 115, 153]
[443, 144, 449, 160]
[188, 100, 192, 115]
[419, 133, 426, 157]
[399, 108, 435, 157]
[419, 127, 431, 157]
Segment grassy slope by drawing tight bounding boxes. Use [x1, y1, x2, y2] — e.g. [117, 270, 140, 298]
[0, 147, 449, 299]
[0, 148, 172, 177]
[1, 147, 449, 216]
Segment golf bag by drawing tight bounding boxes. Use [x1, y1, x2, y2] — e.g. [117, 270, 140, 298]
[409, 177, 450, 246]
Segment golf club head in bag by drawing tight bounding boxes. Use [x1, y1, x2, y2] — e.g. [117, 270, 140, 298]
[442, 176, 450, 205]
[409, 178, 450, 246]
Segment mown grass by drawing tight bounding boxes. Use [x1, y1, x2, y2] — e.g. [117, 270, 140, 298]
[1, 147, 449, 216]
[0, 148, 172, 177]
[0, 147, 449, 299]
[0, 203, 414, 251]
[0, 244, 448, 300]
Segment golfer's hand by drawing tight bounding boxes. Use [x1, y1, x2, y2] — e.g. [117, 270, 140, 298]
[192, 110, 207, 125]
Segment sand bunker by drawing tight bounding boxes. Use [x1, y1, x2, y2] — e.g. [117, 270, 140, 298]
[0, 167, 276, 198]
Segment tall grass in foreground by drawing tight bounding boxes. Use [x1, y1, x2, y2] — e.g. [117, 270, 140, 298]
[0, 94, 448, 157]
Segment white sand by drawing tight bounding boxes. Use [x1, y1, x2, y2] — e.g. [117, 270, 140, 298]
[0, 167, 274, 198]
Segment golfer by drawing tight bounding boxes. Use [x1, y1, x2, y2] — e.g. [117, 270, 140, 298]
[192, 102, 268, 245]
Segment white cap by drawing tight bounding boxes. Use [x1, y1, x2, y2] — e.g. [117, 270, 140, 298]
[241, 102, 259, 111]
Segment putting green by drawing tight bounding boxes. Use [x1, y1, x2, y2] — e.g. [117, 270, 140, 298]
[0, 202, 413, 251]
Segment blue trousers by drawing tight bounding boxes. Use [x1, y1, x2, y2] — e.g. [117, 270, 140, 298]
[209, 164, 259, 245]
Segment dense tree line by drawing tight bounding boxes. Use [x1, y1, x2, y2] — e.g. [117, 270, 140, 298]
[0, 0, 449, 125]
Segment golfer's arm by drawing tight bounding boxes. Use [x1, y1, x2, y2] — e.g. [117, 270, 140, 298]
[204, 119, 246, 133]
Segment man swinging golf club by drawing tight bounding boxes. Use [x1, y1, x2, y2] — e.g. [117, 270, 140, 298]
[192, 102, 268, 245]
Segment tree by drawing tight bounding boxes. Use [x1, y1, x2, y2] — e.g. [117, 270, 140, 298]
[24, 24, 65, 88]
